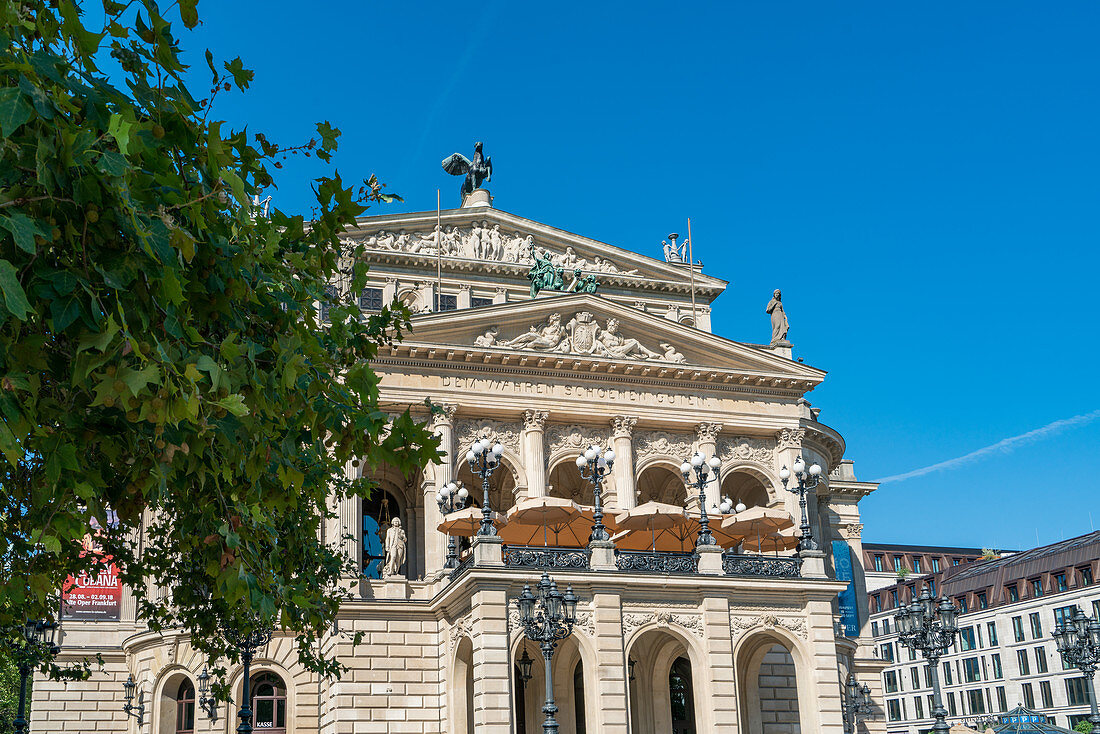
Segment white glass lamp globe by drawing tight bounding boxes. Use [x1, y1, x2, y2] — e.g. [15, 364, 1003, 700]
[779, 466, 791, 481]
[465, 450, 476, 463]
[604, 449, 615, 463]
[584, 447, 597, 461]
[707, 456, 721, 470]
[793, 456, 805, 474]
[735, 500, 747, 513]
[680, 462, 692, 476]
[809, 463, 822, 476]
[492, 442, 504, 457]
[690, 453, 704, 467]
[575, 454, 587, 468]
[457, 486, 469, 499]
[436, 491, 445, 503]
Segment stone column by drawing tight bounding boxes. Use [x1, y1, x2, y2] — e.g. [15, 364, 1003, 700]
[457, 284, 472, 309]
[523, 410, 549, 498]
[424, 404, 456, 578]
[592, 593, 629, 734]
[471, 587, 512, 733]
[493, 286, 507, 304]
[609, 416, 638, 510]
[695, 422, 723, 510]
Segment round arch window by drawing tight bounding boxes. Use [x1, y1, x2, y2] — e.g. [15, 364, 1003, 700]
[175, 679, 196, 734]
[251, 671, 287, 733]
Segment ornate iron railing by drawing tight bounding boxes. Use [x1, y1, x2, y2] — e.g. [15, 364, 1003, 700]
[449, 553, 475, 581]
[722, 553, 802, 578]
[502, 545, 590, 570]
[614, 550, 698, 574]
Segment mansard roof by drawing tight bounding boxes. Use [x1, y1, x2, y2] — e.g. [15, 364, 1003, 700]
[378, 292, 825, 397]
[345, 205, 727, 300]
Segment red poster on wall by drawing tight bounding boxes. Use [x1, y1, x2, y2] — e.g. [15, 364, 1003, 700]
[61, 516, 122, 621]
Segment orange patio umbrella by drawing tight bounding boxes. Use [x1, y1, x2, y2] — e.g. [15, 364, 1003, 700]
[612, 502, 693, 552]
[437, 506, 506, 537]
[740, 528, 799, 555]
[500, 496, 616, 548]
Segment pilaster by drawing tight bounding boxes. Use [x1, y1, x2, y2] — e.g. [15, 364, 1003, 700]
[610, 416, 638, 510]
[471, 586, 512, 733]
[696, 422, 723, 509]
[425, 404, 457, 577]
[523, 410, 549, 498]
[702, 596, 737, 732]
[592, 592, 629, 734]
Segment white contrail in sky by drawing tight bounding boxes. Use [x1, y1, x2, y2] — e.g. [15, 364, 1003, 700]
[876, 409, 1100, 484]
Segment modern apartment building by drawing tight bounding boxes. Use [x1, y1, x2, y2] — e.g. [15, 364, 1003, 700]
[867, 532, 1100, 732]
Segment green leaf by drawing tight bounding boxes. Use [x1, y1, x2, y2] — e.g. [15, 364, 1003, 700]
[223, 57, 254, 91]
[120, 364, 159, 396]
[1, 212, 51, 254]
[0, 87, 33, 136]
[107, 113, 134, 156]
[0, 259, 32, 321]
[214, 394, 249, 417]
[179, 0, 199, 28]
[50, 296, 82, 331]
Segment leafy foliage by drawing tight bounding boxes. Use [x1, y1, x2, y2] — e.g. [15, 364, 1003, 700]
[0, 0, 438, 683]
[1075, 722, 1093, 734]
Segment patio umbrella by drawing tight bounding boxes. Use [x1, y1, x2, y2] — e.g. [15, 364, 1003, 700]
[740, 528, 799, 554]
[499, 496, 614, 548]
[720, 506, 795, 535]
[683, 511, 747, 550]
[612, 502, 692, 552]
[437, 506, 506, 537]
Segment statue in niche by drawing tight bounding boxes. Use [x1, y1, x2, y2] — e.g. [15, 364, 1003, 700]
[474, 326, 499, 347]
[502, 313, 566, 350]
[660, 343, 687, 363]
[382, 517, 407, 577]
[441, 141, 493, 200]
[767, 289, 790, 346]
[597, 318, 662, 360]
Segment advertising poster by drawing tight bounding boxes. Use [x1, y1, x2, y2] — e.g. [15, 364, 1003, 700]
[61, 514, 122, 621]
[831, 539, 860, 637]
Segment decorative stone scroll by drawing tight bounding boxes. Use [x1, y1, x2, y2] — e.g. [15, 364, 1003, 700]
[729, 612, 807, 640]
[716, 435, 774, 465]
[622, 609, 704, 640]
[523, 410, 549, 430]
[448, 612, 473, 652]
[775, 427, 805, 452]
[634, 431, 694, 461]
[454, 419, 522, 456]
[485, 312, 686, 363]
[344, 225, 638, 275]
[545, 424, 609, 454]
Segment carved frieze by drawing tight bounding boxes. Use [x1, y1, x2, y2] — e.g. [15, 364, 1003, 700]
[716, 435, 774, 465]
[634, 431, 694, 461]
[622, 609, 704, 640]
[729, 612, 807, 640]
[454, 419, 522, 456]
[545, 424, 609, 455]
[775, 427, 805, 452]
[475, 312, 686, 363]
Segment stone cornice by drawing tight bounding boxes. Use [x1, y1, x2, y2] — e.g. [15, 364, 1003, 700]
[800, 419, 846, 471]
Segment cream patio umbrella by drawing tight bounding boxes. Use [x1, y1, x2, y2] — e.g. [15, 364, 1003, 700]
[499, 496, 617, 548]
[721, 506, 796, 554]
[612, 501, 694, 552]
[740, 527, 800, 555]
[436, 506, 506, 537]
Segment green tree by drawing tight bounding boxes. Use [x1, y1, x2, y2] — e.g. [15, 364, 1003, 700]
[1074, 721, 1093, 734]
[0, 0, 438, 685]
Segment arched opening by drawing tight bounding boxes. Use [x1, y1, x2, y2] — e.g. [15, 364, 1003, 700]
[175, 680, 195, 734]
[628, 627, 703, 734]
[572, 661, 587, 734]
[636, 465, 687, 506]
[250, 671, 287, 734]
[736, 633, 803, 734]
[721, 470, 771, 509]
[361, 489, 405, 579]
[452, 637, 475, 734]
[157, 673, 195, 734]
[455, 458, 518, 515]
[547, 460, 591, 505]
[514, 636, 591, 734]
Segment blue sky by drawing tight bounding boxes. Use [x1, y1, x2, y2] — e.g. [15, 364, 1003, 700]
[180, 1, 1099, 550]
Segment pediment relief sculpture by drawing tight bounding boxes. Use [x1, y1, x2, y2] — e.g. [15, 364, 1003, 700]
[473, 312, 686, 363]
[342, 225, 638, 276]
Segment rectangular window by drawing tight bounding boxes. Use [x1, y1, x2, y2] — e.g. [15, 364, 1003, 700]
[884, 670, 898, 693]
[1079, 566, 1094, 586]
[997, 686, 1007, 712]
[872, 621, 880, 637]
[1034, 646, 1048, 674]
[1012, 616, 1025, 642]
[1030, 612, 1043, 639]
[953, 557, 961, 566]
[1007, 583, 1020, 602]
[924, 665, 933, 688]
[987, 621, 999, 646]
[977, 592, 989, 609]
[913, 556, 922, 574]
[928, 578, 936, 596]
[874, 555, 884, 572]
[1055, 572, 1068, 592]
[1055, 605, 1077, 627]
[881, 643, 894, 662]
[932, 558, 941, 573]
[1022, 682, 1035, 708]
[887, 699, 902, 722]
[873, 595, 881, 613]
[1094, 600, 1100, 621]
[1017, 648, 1030, 676]
[967, 689, 986, 714]
[883, 619, 891, 634]
[942, 661, 953, 685]
[891, 590, 899, 607]
[894, 556, 903, 572]
[991, 653, 1003, 679]
[963, 657, 981, 683]
[910, 667, 920, 689]
[1067, 677, 1091, 706]
[1040, 680, 1053, 708]
[358, 287, 384, 311]
[914, 696, 924, 719]
[469, 296, 494, 308]
[1031, 578, 1044, 598]
[434, 293, 458, 311]
[957, 596, 969, 614]
[960, 627, 977, 651]
[947, 692, 957, 716]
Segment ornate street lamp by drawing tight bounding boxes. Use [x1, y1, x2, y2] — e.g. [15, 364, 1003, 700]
[466, 438, 504, 537]
[515, 572, 579, 734]
[576, 445, 615, 544]
[679, 452, 726, 547]
[1053, 606, 1100, 727]
[436, 480, 469, 569]
[518, 646, 534, 684]
[841, 672, 873, 734]
[197, 666, 219, 721]
[894, 588, 959, 733]
[225, 624, 273, 734]
[779, 455, 822, 553]
[12, 619, 59, 734]
[122, 674, 145, 726]
[628, 658, 637, 682]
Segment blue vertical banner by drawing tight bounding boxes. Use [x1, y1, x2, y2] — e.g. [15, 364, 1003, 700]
[832, 540, 860, 637]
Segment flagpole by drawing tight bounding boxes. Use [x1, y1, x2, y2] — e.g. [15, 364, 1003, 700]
[436, 189, 442, 311]
[687, 217, 697, 326]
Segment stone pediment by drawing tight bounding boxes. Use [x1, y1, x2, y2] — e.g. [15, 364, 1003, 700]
[399, 293, 824, 388]
[341, 206, 726, 297]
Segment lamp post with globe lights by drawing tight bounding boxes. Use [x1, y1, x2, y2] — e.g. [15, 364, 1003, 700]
[224, 624, 273, 734]
[515, 572, 579, 734]
[779, 455, 822, 553]
[11, 619, 60, 734]
[841, 672, 873, 734]
[466, 438, 504, 537]
[436, 480, 469, 569]
[1053, 606, 1100, 727]
[576, 445, 614, 544]
[894, 588, 959, 733]
[679, 452, 724, 547]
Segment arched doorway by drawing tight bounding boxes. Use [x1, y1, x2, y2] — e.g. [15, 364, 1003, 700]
[572, 661, 587, 734]
[720, 469, 771, 510]
[453, 637, 475, 734]
[250, 671, 287, 734]
[514, 637, 590, 734]
[362, 489, 404, 579]
[628, 628, 703, 734]
[156, 673, 195, 734]
[175, 679, 195, 734]
[736, 633, 804, 734]
[636, 465, 687, 506]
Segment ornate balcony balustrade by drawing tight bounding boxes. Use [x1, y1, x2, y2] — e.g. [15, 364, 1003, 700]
[722, 552, 802, 578]
[503, 545, 591, 571]
[614, 550, 698, 575]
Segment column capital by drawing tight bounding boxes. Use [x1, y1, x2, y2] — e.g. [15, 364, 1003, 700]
[695, 422, 723, 442]
[458, 283, 472, 293]
[775, 427, 805, 451]
[610, 416, 638, 439]
[523, 410, 549, 430]
[432, 403, 458, 428]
